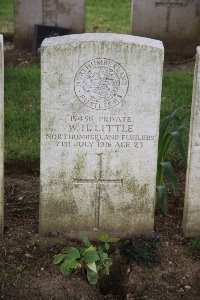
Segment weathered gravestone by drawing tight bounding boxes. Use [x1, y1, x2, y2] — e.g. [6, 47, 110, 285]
[183, 47, 200, 237]
[131, 0, 200, 57]
[0, 35, 4, 234]
[40, 33, 164, 238]
[14, 0, 85, 49]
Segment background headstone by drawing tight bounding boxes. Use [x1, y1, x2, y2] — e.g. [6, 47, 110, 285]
[0, 35, 4, 234]
[14, 0, 85, 49]
[183, 47, 200, 237]
[40, 33, 164, 238]
[131, 0, 200, 57]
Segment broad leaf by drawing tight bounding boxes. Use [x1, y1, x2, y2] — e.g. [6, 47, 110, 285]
[98, 250, 109, 261]
[87, 262, 97, 273]
[160, 161, 178, 196]
[60, 259, 79, 275]
[102, 258, 112, 275]
[102, 252, 108, 260]
[82, 246, 100, 263]
[81, 231, 91, 247]
[67, 247, 80, 260]
[96, 231, 109, 242]
[87, 268, 98, 285]
[67, 259, 79, 269]
[96, 231, 120, 243]
[53, 254, 67, 265]
[98, 246, 104, 256]
[157, 185, 167, 214]
[103, 258, 112, 268]
[102, 266, 110, 276]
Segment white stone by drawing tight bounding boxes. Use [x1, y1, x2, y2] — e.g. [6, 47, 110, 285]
[183, 47, 200, 237]
[40, 33, 164, 238]
[131, 0, 200, 57]
[0, 35, 4, 234]
[14, 0, 85, 49]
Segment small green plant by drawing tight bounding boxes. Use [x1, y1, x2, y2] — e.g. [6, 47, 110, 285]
[119, 236, 160, 266]
[191, 236, 200, 249]
[53, 231, 119, 285]
[157, 110, 188, 214]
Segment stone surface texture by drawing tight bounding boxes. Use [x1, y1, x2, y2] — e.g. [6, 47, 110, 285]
[131, 0, 200, 57]
[14, 0, 85, 49]
[0, 35, 4, 234]
[183, 47, 200, 237]
[40, 33, 164, 238]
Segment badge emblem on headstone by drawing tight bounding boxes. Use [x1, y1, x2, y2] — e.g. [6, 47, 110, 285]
[74, 58, 129, 110]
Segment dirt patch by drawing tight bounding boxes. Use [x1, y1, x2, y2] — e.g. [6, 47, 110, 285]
[0, 163, 200, 299]
[4, 44, 195, 72]
[164, 55, 195, 72]
[4, 47, 40, 66]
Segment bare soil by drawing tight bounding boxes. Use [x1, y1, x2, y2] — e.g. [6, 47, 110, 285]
[4, 45, 195, 72]
[4, 47, 40, 66]
[0, 162, 200, 300]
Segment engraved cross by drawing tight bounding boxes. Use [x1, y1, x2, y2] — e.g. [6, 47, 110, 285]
[155, 0, 186, 32]
[73, 153, 123, 229]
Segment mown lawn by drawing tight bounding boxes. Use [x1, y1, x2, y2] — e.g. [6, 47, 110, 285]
[86, 0, 131, 33]
[5, 66, 40, 160]
[0, 0, 14, 33]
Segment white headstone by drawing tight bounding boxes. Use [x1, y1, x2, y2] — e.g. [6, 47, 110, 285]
[14, 0, 85, 49]
[0, 35, 4, 234]
[40, 33, 164, 238]
[183, 47, 200, 237]
[131, 0, 200, 57]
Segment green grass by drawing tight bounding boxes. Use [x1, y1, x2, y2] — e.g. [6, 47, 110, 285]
[161, 70, 193, 160]
[86, 0, 131, 33]
[0, 0, 131, 35]
[0, 0, 14, 33]
[5, 65, 40, 161]
[161, 70, 193, 119]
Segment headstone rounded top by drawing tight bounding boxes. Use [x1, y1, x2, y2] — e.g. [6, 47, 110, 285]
[40, 29, 164, 237]
[41, 33, 164, 51]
